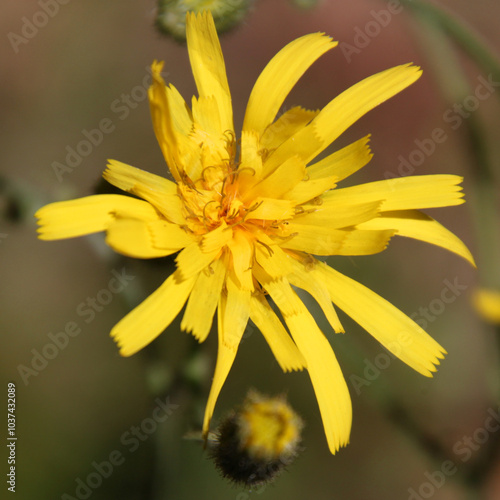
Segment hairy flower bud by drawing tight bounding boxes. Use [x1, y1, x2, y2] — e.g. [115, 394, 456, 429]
[156, 0, 253, 40]
[208, 391, 303, 485]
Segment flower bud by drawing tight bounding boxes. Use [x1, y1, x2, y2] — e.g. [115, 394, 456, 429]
[156, 0, 254, 41]
[209, 390, 303, 486]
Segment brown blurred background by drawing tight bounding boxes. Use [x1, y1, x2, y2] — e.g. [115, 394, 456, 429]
[1, 0, 499, 499]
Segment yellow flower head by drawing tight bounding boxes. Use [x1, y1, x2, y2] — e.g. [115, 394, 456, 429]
[35, 12, 475, 454]
[472, 288, 500, 324]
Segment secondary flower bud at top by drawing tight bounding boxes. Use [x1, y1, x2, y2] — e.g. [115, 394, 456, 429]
[156, 0, 253, 41]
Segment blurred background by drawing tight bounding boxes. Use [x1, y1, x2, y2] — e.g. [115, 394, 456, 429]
[1, 0, 499, 498]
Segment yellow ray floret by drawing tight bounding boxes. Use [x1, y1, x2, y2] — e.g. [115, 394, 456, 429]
[181, 257, 226, 342]
[472, 289, 500, 324]
[243, 34, 337, 135]
[324, 174, 464, 211]
[112, 271, 197, 357]
[35, 195, 161, 240]
[262, 276, 352, 454]
[186, 11, 233, 135]
[356, 210, 475, 266]
[265, 64, 422, 170]
[307, 135, 373, 181]
[203, 295, 244, 438]
[316, 262, 447, 376]
[106, 219, 177, 259]
[248, 293, 306, 372]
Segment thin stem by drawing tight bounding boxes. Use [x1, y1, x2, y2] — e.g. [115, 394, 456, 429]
[401, 0, 500, 87]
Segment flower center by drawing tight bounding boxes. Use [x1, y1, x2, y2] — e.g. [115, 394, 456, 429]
[177, 162, 252, 236]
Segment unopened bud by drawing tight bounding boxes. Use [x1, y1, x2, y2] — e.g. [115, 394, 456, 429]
[156, 0, 254, 41]
[208, 390, 303, 486]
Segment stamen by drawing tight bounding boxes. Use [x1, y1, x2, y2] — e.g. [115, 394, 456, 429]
[245, 200, 264, 214]
[223, 129, 235, 145]
[228, 206, 242, 220]
[227, 199, 264, 229]
[202, 200, 218, 229]
[287, 250, 317, 270]
[237, 166, 256, 176]
[294, 206, 316, 216]
[201, 165, 218, 182]
[181, 171, 202, 193]
[268, 231, 299, 245]
[204, 263, 215, 276]
[303, 253, 316, 271]
[256, 239, 274, 257]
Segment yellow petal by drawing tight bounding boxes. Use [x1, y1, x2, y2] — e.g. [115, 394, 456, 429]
[281, 223, 394, 256]
[224, 275, 252, 348]
[296, 200, 381, 228]
[287, 256, 344, 333]
[111, 270, 196, 357]
[201, 221, 233, 253]
[260, 106, 319, 151]
[148, 67, 198, 180]
[269, 64, 422, 167]
[165, 83, 193, 137]
[283, 175, 337, 204]
[202, 294, 243, 437]
[227, 228, 254, 291]
[251, 270, 301, 317]
[472, 288, 500, 324]
[307, 135, 372, 181]
[175, 242, 221, 280]
[311, 64, 421, 158]
[181, 257, 226, 341]
[148, 220, 196, 250]
[133, 184, 186, 226]
[36, 195, 160, 240]
[239, 130, 263, 180]
[285, 309, 352, 454]
[103, 161, 184, 226]
[335, 229, 395, 255]
[317, 262, 446, 376]
[191, 95, 224, 141]
[249, 293, 306, 372]
[104, 159, 177, 194]
[264, 279, 352, 453]
[262, 122, 323, 177]
[149, 61, 182, 181]
[106, 219, 175, 259]
[186, 11, 233, 135]
[254, 240, 294, 279]
[356, 210, 475, 266]
[247, 198, 295, 221]
[187, 121, 233, 185]
[242, 155, 306, 202]
[243, 33, 337, 135]
[323, 175, 464, 211]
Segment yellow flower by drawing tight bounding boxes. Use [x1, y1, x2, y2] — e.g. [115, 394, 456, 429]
[35, 12, 475, 454]
[472, 288, 500, 323]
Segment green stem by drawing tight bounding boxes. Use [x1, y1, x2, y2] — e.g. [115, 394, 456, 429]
[400, 0, 500, 87]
